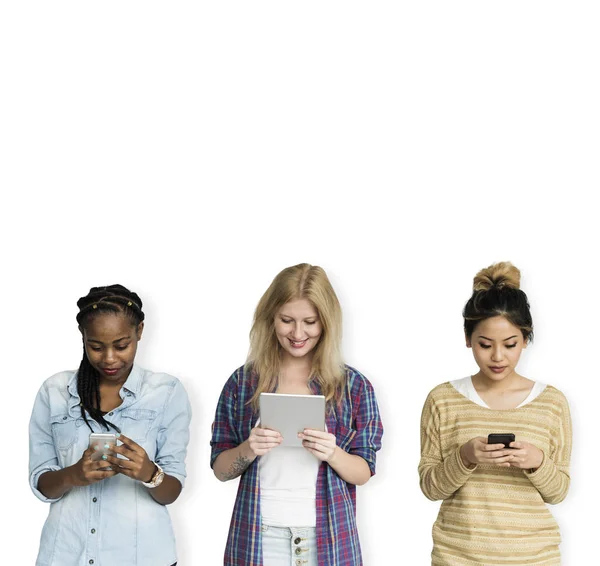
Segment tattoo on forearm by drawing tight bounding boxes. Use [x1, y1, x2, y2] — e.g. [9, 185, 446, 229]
[220, 453, 251, 481]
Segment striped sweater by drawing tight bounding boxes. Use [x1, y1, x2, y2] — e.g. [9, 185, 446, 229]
[419, 382, 572, 566]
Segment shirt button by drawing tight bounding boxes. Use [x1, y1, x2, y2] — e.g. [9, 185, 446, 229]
[89, 561, 94, 565]
[108, 412, 114, 416]
[92, 497, 97, 503]
[62, 416, 67, 420]
[296, 561, 302, 566]
[295, 547, 302, 555]
[91, 529, 96, 534]
[294, 537, 301, 545]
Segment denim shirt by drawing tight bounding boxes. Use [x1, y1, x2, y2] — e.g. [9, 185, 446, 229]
[29, 365, 191, 566]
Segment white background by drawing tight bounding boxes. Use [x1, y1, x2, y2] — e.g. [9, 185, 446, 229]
[1, 2, 598, 564]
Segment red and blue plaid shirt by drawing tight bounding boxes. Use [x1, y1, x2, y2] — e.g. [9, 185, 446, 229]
[210, 364, 383, 566]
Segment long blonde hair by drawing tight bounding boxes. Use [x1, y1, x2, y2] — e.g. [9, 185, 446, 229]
[247, 263, 345, 409]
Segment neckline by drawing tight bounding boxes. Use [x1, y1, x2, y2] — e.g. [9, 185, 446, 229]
[450, 377, 549, 412]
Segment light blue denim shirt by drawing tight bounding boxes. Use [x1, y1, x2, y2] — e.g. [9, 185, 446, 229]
[29, 365, 191, 566]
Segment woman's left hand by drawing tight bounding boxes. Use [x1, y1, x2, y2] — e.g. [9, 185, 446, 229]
[299, 429, 338, 462]
[507, 441, 544, 470]
[105, 433, 157, 483]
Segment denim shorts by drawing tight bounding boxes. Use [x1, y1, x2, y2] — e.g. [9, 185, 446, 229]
[261, 525, 317, 566]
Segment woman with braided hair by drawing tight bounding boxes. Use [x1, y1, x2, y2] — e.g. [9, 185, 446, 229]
[29, 284, 191, 566]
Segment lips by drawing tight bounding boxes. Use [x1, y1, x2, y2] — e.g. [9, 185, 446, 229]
[489, 366, 506, 374]
[289, 338, 308, 349]
[101, 367, 121, 376]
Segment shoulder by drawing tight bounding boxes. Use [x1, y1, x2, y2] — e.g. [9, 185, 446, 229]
[223, 364, 257, 392]
[424, 382, 458, 405]
[343, 365, 375, 393]
[540, 384, 570, 410]
[40, 370, 77, 392]
[139, 368, 184, 389]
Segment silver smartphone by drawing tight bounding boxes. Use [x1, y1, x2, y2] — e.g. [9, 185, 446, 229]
[89, 433, 117, 462]
[260, 393, 325, 448]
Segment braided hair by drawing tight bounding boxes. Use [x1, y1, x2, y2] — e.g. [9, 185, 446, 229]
[76, 284, 145, 432]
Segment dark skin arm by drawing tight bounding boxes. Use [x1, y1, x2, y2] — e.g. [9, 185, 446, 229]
[105, 433, 182, 505]
[37, 445, 118, 499]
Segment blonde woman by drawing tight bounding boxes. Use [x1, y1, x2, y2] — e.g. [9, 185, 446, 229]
[211, 263, 383, 566]
[419, 262, 572, 565]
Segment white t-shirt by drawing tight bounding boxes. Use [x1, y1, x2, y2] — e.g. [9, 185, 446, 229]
[450, 376, 546, 408]
[256, 419, 320, 527]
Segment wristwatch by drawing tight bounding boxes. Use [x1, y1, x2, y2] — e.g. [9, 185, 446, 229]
[142, 462, 164, 488]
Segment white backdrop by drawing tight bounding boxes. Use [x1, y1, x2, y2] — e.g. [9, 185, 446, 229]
[1, 2, 598, 564]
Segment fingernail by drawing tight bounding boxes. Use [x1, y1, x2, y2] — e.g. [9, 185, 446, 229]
[102, 455, 108, 460]
[104, 444, 110, 450]
[93, 445, 99, 451]
[116, 433, 121, 438]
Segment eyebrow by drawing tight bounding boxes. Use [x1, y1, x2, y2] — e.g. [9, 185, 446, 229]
[86, 336, 131, 344]
[478, 335, 518, 341]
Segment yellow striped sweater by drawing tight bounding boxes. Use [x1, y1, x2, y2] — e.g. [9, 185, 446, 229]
[419, 382, 571, 566]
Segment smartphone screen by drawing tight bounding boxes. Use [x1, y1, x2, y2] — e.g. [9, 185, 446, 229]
[89, 433, 117, 462]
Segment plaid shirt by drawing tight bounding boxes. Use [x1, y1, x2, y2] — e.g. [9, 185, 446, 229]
[210, 364, 383, 566]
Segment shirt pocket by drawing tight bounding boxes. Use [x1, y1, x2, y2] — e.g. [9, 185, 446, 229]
[335, 423, 357, 452]
[120, 408, 158, 443]
[50, 413, 78, 450]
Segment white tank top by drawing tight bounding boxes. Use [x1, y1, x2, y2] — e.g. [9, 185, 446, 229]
[256, 419, 320, 527]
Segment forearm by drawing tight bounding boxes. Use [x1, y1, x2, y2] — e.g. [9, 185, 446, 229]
[327, 448, 371, 486]
[146, 474, 182, 505]
[37, 466, 77, 500]
[419, 447, 475, 501]
[213, 440, 256, 482]
[524, 452, 570, 504]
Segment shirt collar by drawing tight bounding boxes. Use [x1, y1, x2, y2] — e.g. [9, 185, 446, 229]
[67, 363, 144, 403]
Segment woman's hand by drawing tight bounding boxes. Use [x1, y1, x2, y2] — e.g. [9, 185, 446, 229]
[247, 426, 282, 457]
[299, 429, 337, 462]
[507, 441, 544, 470]
[105, 433, 157, 482]
[70, 445, 119, 487]
[460, 437, 515, 468]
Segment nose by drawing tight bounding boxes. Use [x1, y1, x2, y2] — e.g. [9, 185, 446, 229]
[103, 348, 117, 364]
[491, 346, 503, 362]
[291, 323, 305, 339]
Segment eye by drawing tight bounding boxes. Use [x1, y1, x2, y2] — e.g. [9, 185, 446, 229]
[506, 343, 518, 349]
[280, 318, 293, 324]
[305, 320, 317, 325]
[115, 344, 130, 351]
[478, 344, 491, 349]
[89, 346, 102, 352]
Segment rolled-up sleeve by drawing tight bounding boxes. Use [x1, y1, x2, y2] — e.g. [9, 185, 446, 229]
[29, 384, 62, 503]
[348, 375, 383, 476]
[210, 373, 241, 468]
[155, 379, 192, 488]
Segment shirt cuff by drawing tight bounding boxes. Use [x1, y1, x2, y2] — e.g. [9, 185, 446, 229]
[30, 466, 63, 503]
[449, 446, 477, 484]
[524, 450, 555, 486]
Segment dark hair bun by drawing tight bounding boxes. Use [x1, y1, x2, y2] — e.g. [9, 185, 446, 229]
[473, 261, 521, 292]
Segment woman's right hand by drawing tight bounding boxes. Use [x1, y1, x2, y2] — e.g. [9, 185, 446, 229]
[460, 437, 514, 468]
[70, 445, 119, 487]
[247, 426, 282, 457]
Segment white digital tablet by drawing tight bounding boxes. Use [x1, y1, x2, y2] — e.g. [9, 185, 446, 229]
[259, 393, 326, 448]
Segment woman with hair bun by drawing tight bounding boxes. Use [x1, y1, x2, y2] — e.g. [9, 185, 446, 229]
[29, 285, 191, 566]
[210, 263, 383, 566]
[419, 262, 572, 565]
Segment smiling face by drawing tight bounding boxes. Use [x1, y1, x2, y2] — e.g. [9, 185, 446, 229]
[274, 298, 323, 362]
[81, 312, 144, 384]
[466, 315, 527, 383]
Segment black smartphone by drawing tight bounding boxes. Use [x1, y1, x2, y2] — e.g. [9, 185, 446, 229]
[487, 433, 515, 448]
